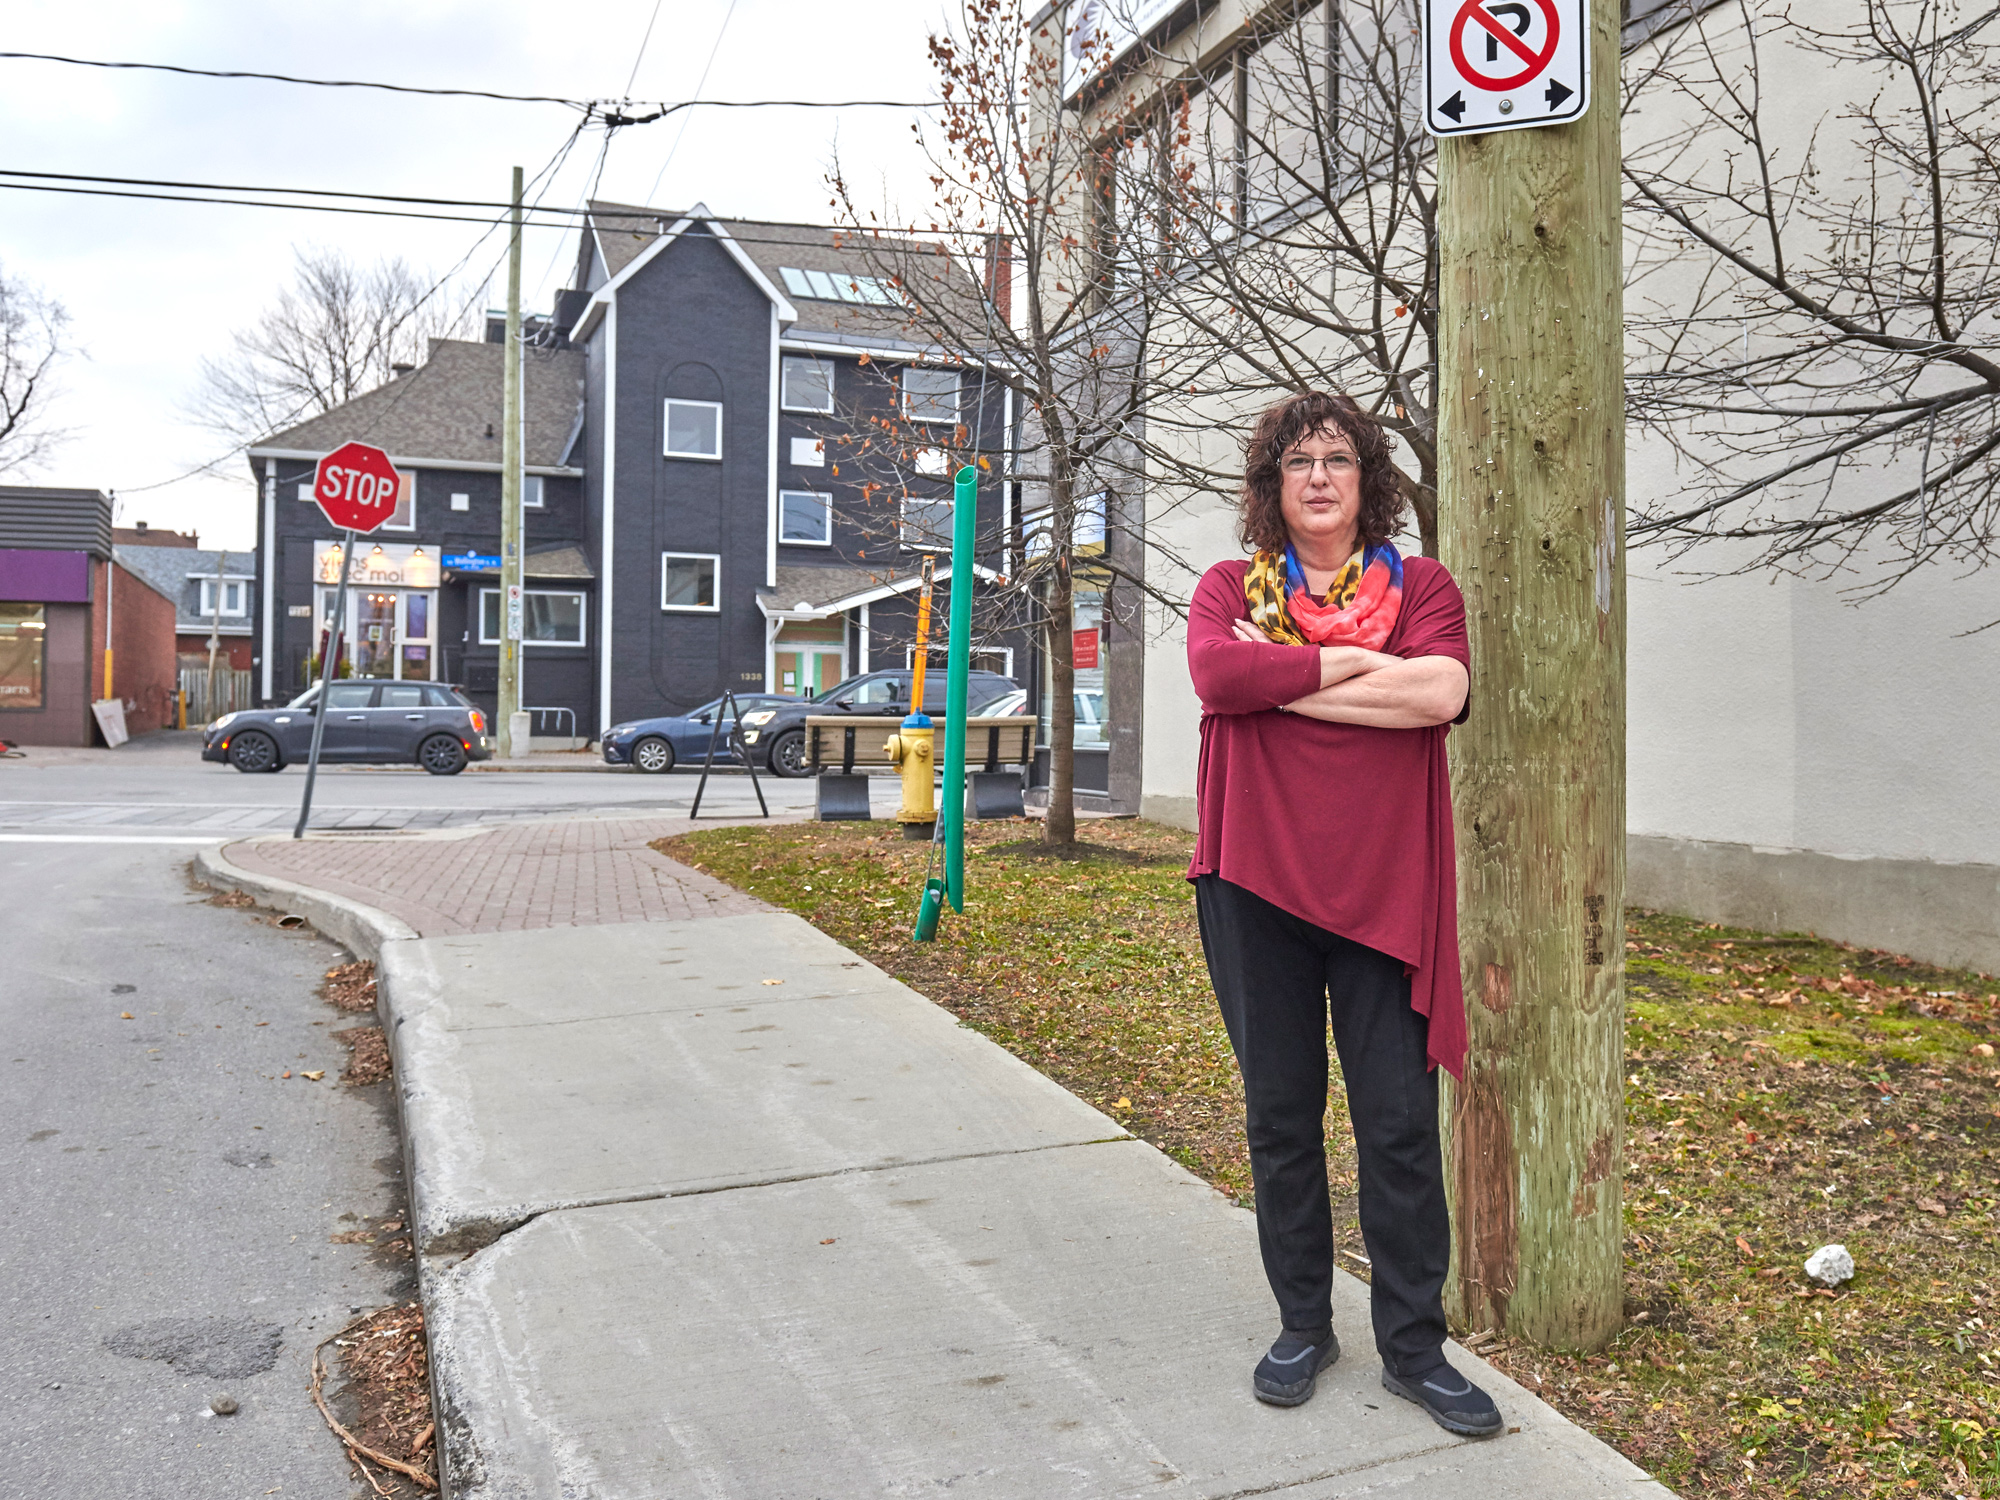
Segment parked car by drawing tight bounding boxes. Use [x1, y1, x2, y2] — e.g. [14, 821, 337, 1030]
[600, 694, 794, 774]
[740, 669, 1022, 778]
[202, 680, 493, 775]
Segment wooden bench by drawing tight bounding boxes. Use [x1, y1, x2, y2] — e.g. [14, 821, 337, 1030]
[804, 715, 1035, 775]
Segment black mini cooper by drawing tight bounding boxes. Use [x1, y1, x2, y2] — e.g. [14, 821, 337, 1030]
[202, 680, 494, 775]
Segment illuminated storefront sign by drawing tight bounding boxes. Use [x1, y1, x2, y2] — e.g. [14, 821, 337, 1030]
[315, 540, 440, 589]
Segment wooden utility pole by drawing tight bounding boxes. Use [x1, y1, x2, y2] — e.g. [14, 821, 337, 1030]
[1436, 0, 1627, 1351]
[499, 164, 525, 758]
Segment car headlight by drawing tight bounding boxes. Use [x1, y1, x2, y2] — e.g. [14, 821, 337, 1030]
[740, 710, 777, 726]
[210, 712, 238, 732]
[740, 730, 761, 744]
[608, 723, 639, 737]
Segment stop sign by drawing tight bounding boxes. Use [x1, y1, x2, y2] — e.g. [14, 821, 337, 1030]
[311, 442, 402, 534]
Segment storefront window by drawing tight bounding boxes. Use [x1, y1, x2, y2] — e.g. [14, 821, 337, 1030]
[1042, 588, 1108, 747]
[0, 603, 46, 709]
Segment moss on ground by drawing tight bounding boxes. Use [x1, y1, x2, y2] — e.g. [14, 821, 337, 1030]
[661, 820, 2000, 1499]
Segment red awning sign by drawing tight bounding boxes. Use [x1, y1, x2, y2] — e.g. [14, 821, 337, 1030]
[1424, 0, 1589, 137]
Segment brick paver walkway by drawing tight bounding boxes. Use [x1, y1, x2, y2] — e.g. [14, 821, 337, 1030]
[224, 816, 771, 937]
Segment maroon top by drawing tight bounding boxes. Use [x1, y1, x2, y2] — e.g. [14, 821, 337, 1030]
[1185, 556, 1471, 1078]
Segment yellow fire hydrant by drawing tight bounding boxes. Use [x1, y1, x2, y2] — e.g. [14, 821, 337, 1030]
[885, 719, 936, 840]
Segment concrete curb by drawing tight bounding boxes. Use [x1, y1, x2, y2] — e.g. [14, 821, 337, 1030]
[195, 838, 419, 958]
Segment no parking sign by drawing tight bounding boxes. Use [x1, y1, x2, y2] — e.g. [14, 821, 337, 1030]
[1424, 0, 1590, 137]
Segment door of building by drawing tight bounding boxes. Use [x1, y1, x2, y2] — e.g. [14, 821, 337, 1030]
[773, 647, 843, 699]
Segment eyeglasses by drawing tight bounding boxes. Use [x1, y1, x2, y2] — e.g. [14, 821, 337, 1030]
[1281, 453, 1358, 476]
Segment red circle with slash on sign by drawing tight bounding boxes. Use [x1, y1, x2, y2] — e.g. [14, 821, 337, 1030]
[1447, 0, 1561, 92]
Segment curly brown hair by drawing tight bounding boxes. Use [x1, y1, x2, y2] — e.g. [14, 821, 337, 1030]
[1238, 390, 1405, 555]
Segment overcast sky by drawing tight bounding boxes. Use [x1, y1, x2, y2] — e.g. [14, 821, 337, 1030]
[2, 0, 952, 549]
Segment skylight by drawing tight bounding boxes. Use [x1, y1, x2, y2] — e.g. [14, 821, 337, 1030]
[779, 266, 902, 307]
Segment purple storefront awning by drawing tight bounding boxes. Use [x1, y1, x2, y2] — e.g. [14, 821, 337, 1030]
[0, 548, 92, 603]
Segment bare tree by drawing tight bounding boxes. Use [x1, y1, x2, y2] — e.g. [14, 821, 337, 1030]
[1132, 0, 1446, 555]
[0, 263, 75, 475]
[1621, 0, 2000, 592]
[830, 0, 1213, 845]
[193, 247, 470, 445]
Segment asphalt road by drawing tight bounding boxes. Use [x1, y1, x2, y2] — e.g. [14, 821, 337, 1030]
[0, 730, 818, 841]
[2, 840, 405, 1499]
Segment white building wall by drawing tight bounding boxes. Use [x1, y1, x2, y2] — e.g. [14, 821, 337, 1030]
[1135, 0, 2000, 968]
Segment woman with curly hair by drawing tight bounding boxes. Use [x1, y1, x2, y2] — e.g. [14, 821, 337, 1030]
[1186, 389, 1497, 1435]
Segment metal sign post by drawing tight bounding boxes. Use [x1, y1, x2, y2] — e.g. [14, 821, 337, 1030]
[293, 528, 355, 840]
[292, 440, 398, 839]
[939, 464, 978, 913]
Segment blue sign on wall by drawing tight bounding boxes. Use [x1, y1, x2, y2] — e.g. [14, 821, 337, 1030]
[442, 553, 501, 573]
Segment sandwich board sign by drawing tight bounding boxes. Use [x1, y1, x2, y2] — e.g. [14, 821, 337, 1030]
[1424, 0, 1590, 137]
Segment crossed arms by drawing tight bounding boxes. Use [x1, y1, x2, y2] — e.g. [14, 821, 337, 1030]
[1223, 619, 1468, 728]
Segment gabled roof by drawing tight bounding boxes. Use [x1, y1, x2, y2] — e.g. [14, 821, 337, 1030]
[248, 340, 584, 471]
[118, 545, 258, 634]
[755, 560, 1001, 619]
[573, 201, 986, 348]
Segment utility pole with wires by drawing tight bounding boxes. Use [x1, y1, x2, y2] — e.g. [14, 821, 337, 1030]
[499, 164, 525, 759]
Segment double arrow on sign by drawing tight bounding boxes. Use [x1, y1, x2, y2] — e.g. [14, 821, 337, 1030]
[1437, 76, 1573, 122]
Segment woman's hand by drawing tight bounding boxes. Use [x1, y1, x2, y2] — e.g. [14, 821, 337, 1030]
[1281, 655, 1469, 728]
[1230, 617, 1399, 691]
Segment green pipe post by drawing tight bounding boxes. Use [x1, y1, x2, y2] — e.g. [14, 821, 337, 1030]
[941, 464, 978, 911]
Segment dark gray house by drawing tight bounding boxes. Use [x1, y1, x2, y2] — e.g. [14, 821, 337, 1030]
[246, 204, 1027, 746]
[248, 339, 591, 729]
[116, 541, 258, 669]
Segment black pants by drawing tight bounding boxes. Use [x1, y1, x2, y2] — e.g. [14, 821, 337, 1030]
[1194, 874, 1449, 1377]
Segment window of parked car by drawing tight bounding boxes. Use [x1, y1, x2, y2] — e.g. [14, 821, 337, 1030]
[326, 683, 375, 710]
[379, 685, 427, 708]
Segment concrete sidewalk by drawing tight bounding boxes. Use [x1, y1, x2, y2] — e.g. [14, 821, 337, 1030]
[197, 823, 1672, 1500]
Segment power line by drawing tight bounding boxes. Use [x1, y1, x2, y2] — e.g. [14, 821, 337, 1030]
[645, 0, 742, 206]
[0, 51, 937, 121]
[0, 168, 968, 242]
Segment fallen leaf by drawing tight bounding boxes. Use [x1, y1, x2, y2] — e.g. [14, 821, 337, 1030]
[1736, 1235, 1754, 1256]
[1114, 1096, 1132, 1110]
[762, 979, 785, 986]
[119, 1012, 134, 1020]
[1918, 1199, 1949, 1216]
[280, 1070, 292, 1080]
[820, 1237, 836, 1245]
[301, 1070, 325, 1081]
[1977, 1044, 1995, 1057]
[254, 1021, 268, 1027]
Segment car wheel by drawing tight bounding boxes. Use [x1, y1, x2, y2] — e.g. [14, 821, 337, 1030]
[228, 730, 280, 773]
[631, 735, 675, 774]
[419, 734, 469, 776]
[767, 728, 811, 778]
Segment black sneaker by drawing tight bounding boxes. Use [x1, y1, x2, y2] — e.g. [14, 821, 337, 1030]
[1381, 1360, 1504, 1436]
[1252, 1326, 1341, 1406]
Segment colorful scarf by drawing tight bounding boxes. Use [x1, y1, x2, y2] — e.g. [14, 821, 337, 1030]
[1245, 542, 1404, 649]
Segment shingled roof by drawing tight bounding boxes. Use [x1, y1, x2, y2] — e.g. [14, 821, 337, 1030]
[579, 201, 988, 347]
[249, 340, 584, 469]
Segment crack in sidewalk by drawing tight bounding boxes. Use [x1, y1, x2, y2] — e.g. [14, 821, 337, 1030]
[420, 1132, 1140, 1260]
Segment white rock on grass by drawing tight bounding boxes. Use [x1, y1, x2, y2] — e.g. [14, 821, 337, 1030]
[1805, 1244, 1855, 1286]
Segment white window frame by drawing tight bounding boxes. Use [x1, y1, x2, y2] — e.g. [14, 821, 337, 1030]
[901, 367, 961, 424]
[198, 578, 250, 617]
[789, 435, 826, 467]
[380, 471, 416, 532]
[449, 491, 471, 512]
[660, 552, 721, 613]
[663, 399, 724, 461]
[778, 490, 833, 548]
[780, 355, 835, 414]
[523, 475, 545, 509]
[478, 587, 588, 647]
[899, 494, 954, 552]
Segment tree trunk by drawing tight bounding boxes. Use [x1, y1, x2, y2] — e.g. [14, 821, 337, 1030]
[1044, 556, 1077, 846]
[1435, 0, 1627, 1352]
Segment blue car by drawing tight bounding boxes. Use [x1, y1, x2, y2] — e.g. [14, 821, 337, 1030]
[600, 695, 794, 774]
